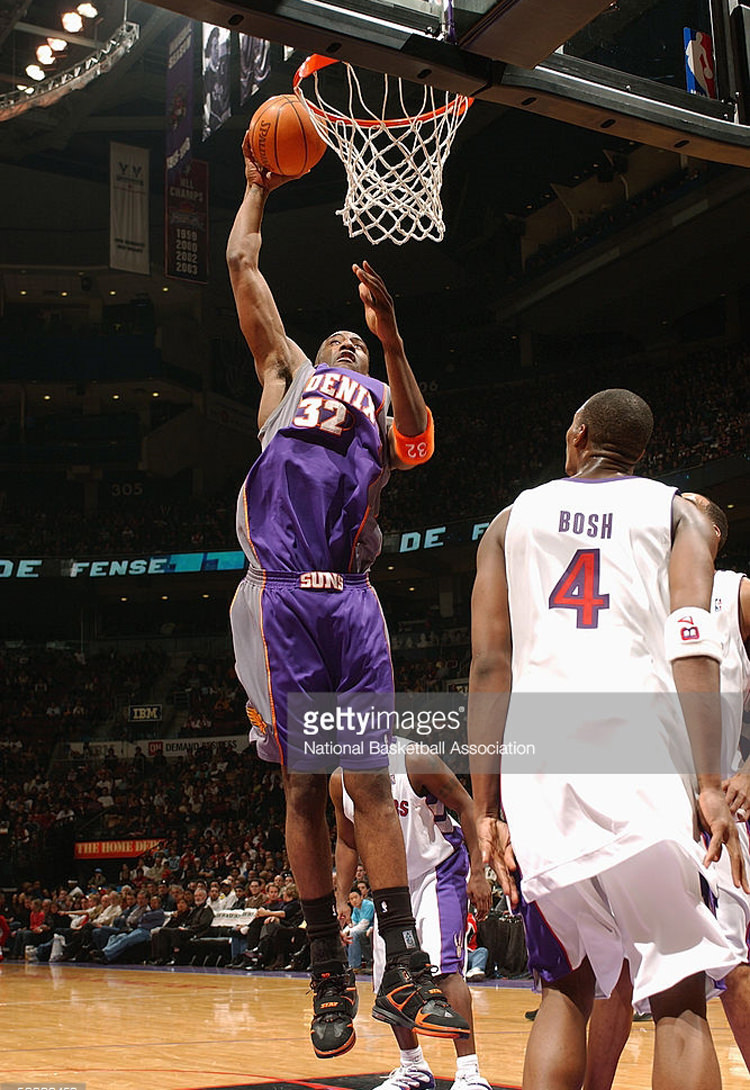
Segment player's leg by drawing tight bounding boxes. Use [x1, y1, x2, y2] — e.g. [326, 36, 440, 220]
[412, 851, 488, 1090]
[516, 878, 633, 1090]
[584, 961, 634, 1090]
[338, 585, 469, 1041]
[650, 974, 720, 1090]
[234, 580, 357, 1059]
[283, 767, 358, 1059]
[371, 1026, 436, 1090]
[440, 972, 476, 1054]
[721, 962, 750, 1070]
[522, 958, 596, 1090]
[344, 767, 467, 1038]
[598, 841, 738, 1090]
[439, 971, 492, 1090]
[282, 770, 337, 904]
[371, 922, 436, 1090]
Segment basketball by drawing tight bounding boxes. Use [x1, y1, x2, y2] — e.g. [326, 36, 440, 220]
[245, 93, 326, 177]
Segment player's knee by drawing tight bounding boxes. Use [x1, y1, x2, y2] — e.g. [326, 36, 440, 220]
[343, 767, 393, 812]
[283, 770, 328, 810]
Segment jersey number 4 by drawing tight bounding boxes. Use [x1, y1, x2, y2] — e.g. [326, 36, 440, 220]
[548, 549, 610, 629]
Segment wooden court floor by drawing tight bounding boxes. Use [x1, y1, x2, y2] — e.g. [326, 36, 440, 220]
[1, 963, 748, 1090]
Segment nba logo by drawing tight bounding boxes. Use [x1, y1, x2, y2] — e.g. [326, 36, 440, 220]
[684, 28, 716, 98]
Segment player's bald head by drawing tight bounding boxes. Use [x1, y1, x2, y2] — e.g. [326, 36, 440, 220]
[576, 389, 654, 465]
[682, 492, 729, 554]
[315, 330, 370, 374]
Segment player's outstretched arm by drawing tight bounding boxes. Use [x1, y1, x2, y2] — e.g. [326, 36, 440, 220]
[468, 509, 516, 903]
[670, 497, 749, 892]
[352, 261, 433, 472]
[407, 751, 493, 918]
[226, 143, 306, 429]
[329, 769, 360, 923]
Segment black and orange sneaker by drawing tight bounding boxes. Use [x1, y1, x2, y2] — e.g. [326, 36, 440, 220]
[344, 965, 359, 1017]
[372, 951, 470, 1039]
[310, 960, 358, 1059]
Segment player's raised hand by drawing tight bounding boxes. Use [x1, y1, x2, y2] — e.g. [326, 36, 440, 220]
[353, 261, 400, 346]
[242, 131, 297, 191]
[698, 783, 750, 893]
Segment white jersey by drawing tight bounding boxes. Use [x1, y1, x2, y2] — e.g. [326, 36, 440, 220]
[501, 476, 705, 901]
[506, 476, 674, 693]
[340, 762, 464, 882]
[712, 569, 750, 778]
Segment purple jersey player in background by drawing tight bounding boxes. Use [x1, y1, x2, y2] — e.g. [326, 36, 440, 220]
[225, 139, 469, 1060]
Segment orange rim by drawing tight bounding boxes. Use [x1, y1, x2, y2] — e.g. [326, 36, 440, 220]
[293, 53, 473, 130]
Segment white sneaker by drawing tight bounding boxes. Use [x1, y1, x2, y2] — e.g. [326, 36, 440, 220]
[372, 1067, 436, 1090]
[449, 1073, 491, 1090]
[465, 967, 485, 981]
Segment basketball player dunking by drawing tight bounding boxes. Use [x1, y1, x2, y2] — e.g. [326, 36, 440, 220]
[226, 145, 469, 1059]
[584, 493, 750, 1089]
[331, 751, 493, 1090]
[468, 389, 747, 1090]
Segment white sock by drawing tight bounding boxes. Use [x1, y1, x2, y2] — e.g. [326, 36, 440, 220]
[455, 1053, 479, 1076]
[400, 1045, 426, 1068]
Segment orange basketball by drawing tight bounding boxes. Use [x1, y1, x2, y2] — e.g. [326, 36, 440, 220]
[246, 93, 326, 177]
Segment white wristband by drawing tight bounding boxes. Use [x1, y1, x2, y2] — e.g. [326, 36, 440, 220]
[664, 607, 723, 664]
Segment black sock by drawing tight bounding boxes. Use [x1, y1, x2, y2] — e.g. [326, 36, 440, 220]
[301, 892, 346, 967]
[372, 886, 420, 964]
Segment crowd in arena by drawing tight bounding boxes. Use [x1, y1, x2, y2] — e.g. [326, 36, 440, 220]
[177, 655, 248, 736]
[0, 729, 516, 975]
[382, 343, 750, 532]
[0, 740, 288, 905]
[0, 647, 168, 746]
[1, 343, 748, 555]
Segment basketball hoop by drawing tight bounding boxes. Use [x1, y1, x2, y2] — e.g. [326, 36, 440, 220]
[293, 54, 472, 246]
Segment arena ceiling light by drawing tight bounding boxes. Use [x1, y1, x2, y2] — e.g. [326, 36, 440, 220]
[77, 2, 98, 16]
[47, 37, 67, 51]
[61, 10, 84, 32]
[0, 22, 140, 122]
[36, 43, 55, 65]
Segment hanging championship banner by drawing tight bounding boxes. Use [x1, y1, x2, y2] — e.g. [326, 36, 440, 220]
[165, 158, 209, 283]
[166, 20, 194, 182]
[109, 142, 150, 274]
[202, 23, 231, 139]
[239, 34, 271, 105]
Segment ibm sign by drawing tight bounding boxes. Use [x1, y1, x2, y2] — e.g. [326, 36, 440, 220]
[128, 704, 162, 723]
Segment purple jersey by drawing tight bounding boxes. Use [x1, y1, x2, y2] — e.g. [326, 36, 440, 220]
[237, 361, 391, 573]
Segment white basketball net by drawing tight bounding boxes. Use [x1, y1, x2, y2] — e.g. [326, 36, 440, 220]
[294, 59, 472, 246]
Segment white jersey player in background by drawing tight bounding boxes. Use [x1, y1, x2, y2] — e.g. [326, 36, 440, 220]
[469, 388, 747, 1090]
[330, 750, 492, 1090]
[584, 492, 750, 1090]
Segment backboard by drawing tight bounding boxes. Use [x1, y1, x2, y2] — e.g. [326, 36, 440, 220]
[151, 0, 750, 165]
